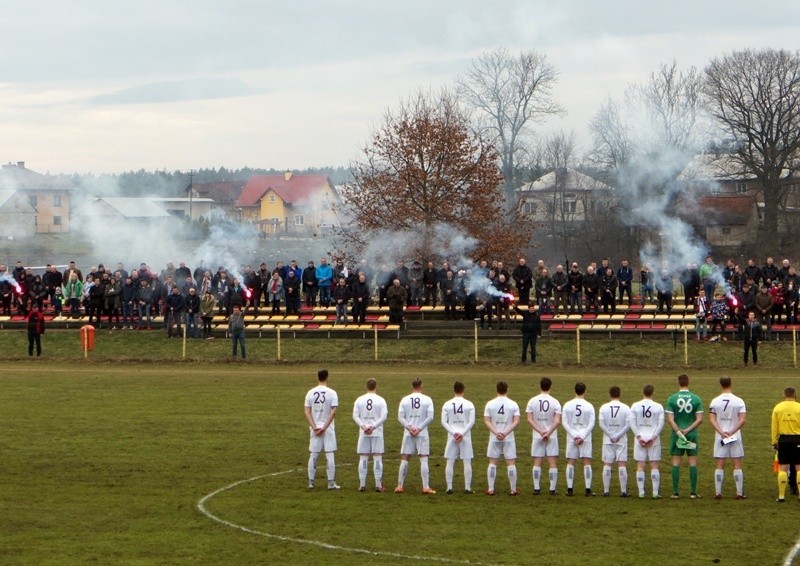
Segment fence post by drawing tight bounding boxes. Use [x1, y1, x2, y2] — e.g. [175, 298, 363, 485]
[794, 329, 797, 369]
[182, 323, 187, 359]
[684, 328, 688, 366]
[576, 326, 581, 364]
[474, 319, 479, 363]
[374, 326, 378, 361]
[276, 326, 282, 361]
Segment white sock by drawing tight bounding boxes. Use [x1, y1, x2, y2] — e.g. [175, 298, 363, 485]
[584, 465, 593, 490]
[549, 468, 558, 492]
[566, 464, 575, 489]
[359, 456, 368, 488]
[637, 470, 646, 496]
[488, 464, 497, 491]
[651, 469, 660, 496]
[445, 459, 455, 490]
[715, 469, 724, 496]
[308, 453, 318, 483]
[733, 469, 744, 496]
[602, 465, 612, 493]
[326, 453, 335, 483]
[508, 465, 517, 492]
[374, 456, 383, 487]
[420, 458, 430, 490]
[464, 460, 473, 490]
[533, 466, 542, 490]
[619, 467, 628, 494]
[398, 459, 408, 487]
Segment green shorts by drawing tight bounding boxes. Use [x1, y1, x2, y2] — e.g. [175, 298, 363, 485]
[669, 434, 699, 457]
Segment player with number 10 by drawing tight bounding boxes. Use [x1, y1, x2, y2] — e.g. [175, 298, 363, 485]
[525, 377, 562, 495]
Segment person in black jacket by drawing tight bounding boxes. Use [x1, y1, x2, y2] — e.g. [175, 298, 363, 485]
[302, 261, 318, 308]
[567, 263, 584, 314]
[514, 303, 542, 363]
[351, 272, 370, 325]
[333, 277, 351, 325]
[27, 306, 45, 357]
[600, 268, 618, 314]
[185, 287, 201, 338]
[165, 285, 186, 338]
[743, 310, 761, 366]
[422, 261, 438, 307]
[512, 258, 533, 306]
[583, 266, 600, 314]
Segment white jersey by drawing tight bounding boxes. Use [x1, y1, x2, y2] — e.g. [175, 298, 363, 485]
[598, 399, 631, 445]
[628, 398, 665, 442]
[398, 392, 435, 438]
[561, 397, 595, 441]
[526, 393, 562, 439]
[304, 385, 339, 429]
[353, 392, 388, 438]
[484, 396, 520, 442]
[708, 392, 746, 441]
[441, 396, 476, 439]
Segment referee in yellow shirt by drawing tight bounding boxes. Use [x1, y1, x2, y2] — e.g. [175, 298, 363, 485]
[772, 387, 800, 502]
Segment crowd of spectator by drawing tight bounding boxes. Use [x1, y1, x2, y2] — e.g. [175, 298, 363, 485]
[0, 255, 797, 339]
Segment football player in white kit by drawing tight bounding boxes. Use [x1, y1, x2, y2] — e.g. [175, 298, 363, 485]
[598, 386, 631, 497]
[628, 384, 665, 499]
[353, 378, 389, 492]
[525, 377, 562, 495]
[708, 376, 747, 499]
[441, 381, 476, 494]
[304, 369, 340, 490]
[484, 380, 521, 495]
[562, 381, 596, 496]
[395, 379, 437, 494]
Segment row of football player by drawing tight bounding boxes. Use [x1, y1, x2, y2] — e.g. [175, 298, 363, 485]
[304, 371, 744, 499]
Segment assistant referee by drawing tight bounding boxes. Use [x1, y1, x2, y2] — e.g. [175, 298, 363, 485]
[771, 387, 800, 502]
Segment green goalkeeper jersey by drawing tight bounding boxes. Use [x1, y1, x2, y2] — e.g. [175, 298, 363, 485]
[666, 390, 703, 439]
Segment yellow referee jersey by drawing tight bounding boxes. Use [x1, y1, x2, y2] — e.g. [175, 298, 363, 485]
[771, 400, 800, 445]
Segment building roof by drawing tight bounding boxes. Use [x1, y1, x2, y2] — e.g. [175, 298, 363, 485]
[678, 153, 756, 182]
[76, 197, 172, 218]
[149, 197, 215, 204]
[191, 181, 246, 205]
[236, 173, 332, 207]
[517, 169, 611, 193]
[678, 195, 756, 226]
[0, 162, 76, 191]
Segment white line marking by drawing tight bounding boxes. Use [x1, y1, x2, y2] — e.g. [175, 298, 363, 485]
[197, 468, 488, 564]
[784, 537, 800, 566]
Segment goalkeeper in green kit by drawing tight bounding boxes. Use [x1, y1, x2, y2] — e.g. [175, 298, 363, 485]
[665, 374, 704, 499]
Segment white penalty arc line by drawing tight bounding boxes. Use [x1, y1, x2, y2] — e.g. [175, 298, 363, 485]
[197, 467, 489, 565]
[784, 538, 800, 566]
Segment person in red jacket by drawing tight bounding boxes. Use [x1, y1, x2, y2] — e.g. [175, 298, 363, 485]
[27, 306, 45, 357]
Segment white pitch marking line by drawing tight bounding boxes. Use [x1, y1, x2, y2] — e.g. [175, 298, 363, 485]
[197, 468, 488, 565]
[784, 537, 800, 566]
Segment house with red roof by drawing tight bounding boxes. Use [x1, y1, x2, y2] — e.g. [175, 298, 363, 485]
[235, 171, 339, 234]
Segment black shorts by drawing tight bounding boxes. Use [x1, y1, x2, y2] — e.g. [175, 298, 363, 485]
[778, 435, 800, 465]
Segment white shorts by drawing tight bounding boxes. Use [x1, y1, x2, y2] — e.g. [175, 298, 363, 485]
[713, 437, 745, 459]
[309, 427, 337, 453]
[532, 436, 559, 458]
[444, 435, 474, 460]
[633, 439, 662, 462]
[487, 440, 517, 460]
[357, 434, 384, 455]
[400, 435, 430, 456]
[602, 443, 628, 464]
[565, 438, 593, 460]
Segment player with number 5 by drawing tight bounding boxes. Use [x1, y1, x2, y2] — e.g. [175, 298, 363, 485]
[665, 373, 704, 499]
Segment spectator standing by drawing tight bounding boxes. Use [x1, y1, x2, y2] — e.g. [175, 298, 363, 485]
[567, 263, 584, 314]
[422, 261, 438, 307]
[408, 261, 423, 307]
[333, 277, 351, 325]
[136, 278, 153, 330]
[600, 267, 618, 314]
[386, 278, 407, 325]
[200, 289, 215, 339]
[351, 272, 370, 325]
[754, 284, 774, 340]
[104, 276, 121, 330]
[743, 311, 761, 366]
[709, 292, 728, 341]
[514, 303, 542, 364]
[185, 287, 200, 338]
[165, 285, 185, 338]
[694, 289, 709, 341]
[26, 306, 45, 357]
[617, 260, 633, 306]
[316, 259, 333, 307]
[229, 304, 247, 359]
[512, 258, 533, 306]
[535, 268, 553, 314]
[640, 264, 654, 305]
[120, 276, 137, 329]
[284, 269, 301, 315]
[551, 265, 568, 315]
[302, 261, 318, 307]
[267, 272, 284, 315]
[583, 266, 600, 314]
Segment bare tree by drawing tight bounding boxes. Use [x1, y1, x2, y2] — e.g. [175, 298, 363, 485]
[337, 89, 532, 261]
[704, 48, 800, 252]
[457, 48, 564, 206]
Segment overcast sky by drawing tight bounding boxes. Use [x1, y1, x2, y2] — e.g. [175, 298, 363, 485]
[0, 1, 798, 175]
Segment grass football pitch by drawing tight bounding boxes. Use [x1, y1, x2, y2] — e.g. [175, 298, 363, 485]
[1, 355, 799, 564]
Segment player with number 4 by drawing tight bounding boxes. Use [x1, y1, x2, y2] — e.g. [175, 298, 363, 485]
[666, 373, 704, 499]
[562, 382, 596, 496]
[484, 381, 521, 495]
[526, 377, 562, 495]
